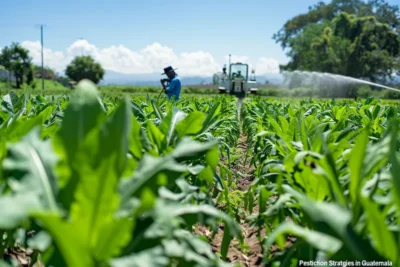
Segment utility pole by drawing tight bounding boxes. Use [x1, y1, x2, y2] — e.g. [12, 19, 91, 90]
[41, 25, 44, 90]
[36, 24, 46, 90]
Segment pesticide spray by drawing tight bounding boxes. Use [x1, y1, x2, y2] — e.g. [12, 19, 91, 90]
[280, 70, 400, 95]
[233, 70, 399, 120]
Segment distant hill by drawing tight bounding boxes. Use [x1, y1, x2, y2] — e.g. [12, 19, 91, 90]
[101, 70, 284, 86]
[101, 70, 212, 86]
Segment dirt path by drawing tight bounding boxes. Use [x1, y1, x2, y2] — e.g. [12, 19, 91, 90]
[195, 105, 297, 266]
[195, 133, 267, 266]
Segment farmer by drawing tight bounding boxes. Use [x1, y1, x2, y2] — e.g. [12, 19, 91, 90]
[232, 70, 244, 79]
[160, 66, 181, 100]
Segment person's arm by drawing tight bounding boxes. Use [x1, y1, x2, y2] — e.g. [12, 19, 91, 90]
[166, 79, 177, 93]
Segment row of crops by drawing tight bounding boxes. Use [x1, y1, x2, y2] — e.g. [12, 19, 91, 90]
[0, 80, 399, 267]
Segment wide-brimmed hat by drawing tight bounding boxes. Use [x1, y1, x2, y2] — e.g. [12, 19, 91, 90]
[161, 66, 178, 75]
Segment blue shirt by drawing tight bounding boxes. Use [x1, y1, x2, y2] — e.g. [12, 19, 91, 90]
[165, 74, 181, 100]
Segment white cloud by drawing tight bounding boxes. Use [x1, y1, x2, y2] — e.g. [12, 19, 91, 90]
[223, 55, 280, 75]
[21, 41, 66, 74]
[96, 45, 151, 74]
[255, 57, 281, 75]
[179, 51, 220, 76]
[224, 55, 250, 64]
[67, 39, 97, 57]
[20, 40, 280, 76]
[141, 43, 179, 72]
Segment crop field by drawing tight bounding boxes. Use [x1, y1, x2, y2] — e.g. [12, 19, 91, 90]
[1, 80, 400, 267]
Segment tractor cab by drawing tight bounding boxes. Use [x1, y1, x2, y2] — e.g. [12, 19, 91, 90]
[215, 62, 257, 96]
[230, 63, 248, 80]
[229, 63, 248, 97]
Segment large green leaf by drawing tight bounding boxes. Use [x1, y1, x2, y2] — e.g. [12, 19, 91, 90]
[161, 106, 187, 146]
[265, 222, 343, 255]
[201, 101, 221, 132]
[118, 155, 189, 203]
[360, 196, 398, 262]
[388, 119, 400, 218]
[129, 114, 143, 160]
[146, 120, 166, 155]
[32, 212, 91, 267]
[110, 246, 169, 267]
[34, 151, 134, 266]
[349, 128, 369, 222]
[0, 192, 41, 230]
[1, 92, 20, 115]
[98, 98, 131, 177]
[171, 137, 219, 163]
[0, 260, 13, 267]
[283, 185, 384, 261]
[1, 114, 43, 143]
[56, 80, 107, 209]
[152, 200, 243, 260]
[57, 79, 106, 161]
[175, 111, 206, 138]
[2, 127, 58, 211]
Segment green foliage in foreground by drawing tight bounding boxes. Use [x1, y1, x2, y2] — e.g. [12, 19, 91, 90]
[0, 80, 242, 266]
[0, 82, 400, 266]
[242, 97, 400, 266]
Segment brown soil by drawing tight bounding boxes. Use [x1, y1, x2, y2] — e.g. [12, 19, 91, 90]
[2, 230, 44, 267]
[195, 134, 268, 266]
[2, 246, 44, 267]
[195, 133, 298, 266]
[230, 135, 256, 191]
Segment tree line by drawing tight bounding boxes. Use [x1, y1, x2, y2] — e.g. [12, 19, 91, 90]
[0, 42, 105, 89]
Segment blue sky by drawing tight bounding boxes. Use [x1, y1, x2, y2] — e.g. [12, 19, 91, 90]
[1, 0, 398, 76]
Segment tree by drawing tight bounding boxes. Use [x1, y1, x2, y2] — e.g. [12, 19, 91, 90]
[26, 67, 34, 85]
[0, 42, 33, 88]
[273, 0, 400, 49]
[272, 0, 400, 78]
[280, 12, 400, 82]
[65, 56, 104, 85]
